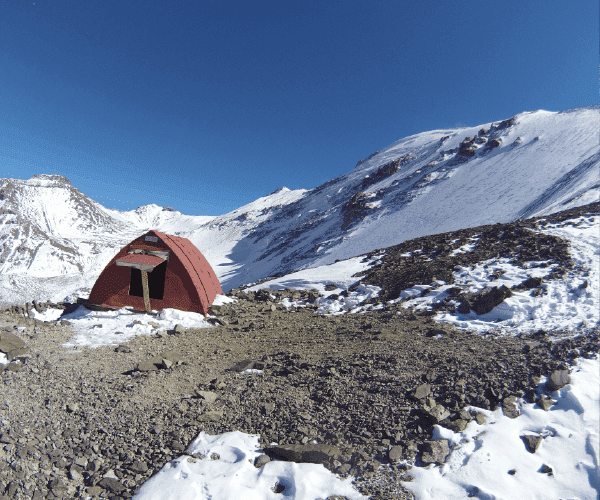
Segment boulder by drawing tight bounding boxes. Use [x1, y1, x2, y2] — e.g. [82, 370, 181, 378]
[547, 369, 571, 391]
[264, 444, 341, 465]
[421, 440, 450, 465]
[502, 395, 520, 419]
[413, 383, 431, 400]
[537, 394, 553, 411]
[195, 390, 218, 404]
[97, 477, 126, 494]
[136, 350, 183, 371]
[388, 445, 403, 462]
[472, 286, 513, 315]
[0, 331, 27, 361]
[522, 435, 542, 454]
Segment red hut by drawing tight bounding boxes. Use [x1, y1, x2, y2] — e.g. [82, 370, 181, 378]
[88, 230, 222, 316]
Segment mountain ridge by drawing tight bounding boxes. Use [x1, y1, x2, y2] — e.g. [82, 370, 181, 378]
[0, 106, 598, 305]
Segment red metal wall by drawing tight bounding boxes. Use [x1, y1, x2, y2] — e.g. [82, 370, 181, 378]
[88, 231, 222, 316]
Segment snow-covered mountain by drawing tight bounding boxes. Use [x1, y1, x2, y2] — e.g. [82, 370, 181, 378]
[1, 107, 598, 305]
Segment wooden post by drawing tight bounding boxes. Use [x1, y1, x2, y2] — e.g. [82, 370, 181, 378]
[141, 270, 151, 313]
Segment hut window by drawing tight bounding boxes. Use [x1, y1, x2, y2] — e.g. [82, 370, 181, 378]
[129, 261, 167, 300]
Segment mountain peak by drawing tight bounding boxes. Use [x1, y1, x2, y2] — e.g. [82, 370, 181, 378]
[25, 174, 72, 187]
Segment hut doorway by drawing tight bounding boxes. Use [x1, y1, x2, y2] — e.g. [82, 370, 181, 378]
[128, 261, 167, 300]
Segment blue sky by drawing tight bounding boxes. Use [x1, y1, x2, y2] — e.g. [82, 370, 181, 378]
[1, 1, 597, 216]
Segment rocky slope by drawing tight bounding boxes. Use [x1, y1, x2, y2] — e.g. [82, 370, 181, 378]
[0, 202, 597, 500]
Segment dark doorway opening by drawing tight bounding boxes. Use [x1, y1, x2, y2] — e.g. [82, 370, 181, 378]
[129, 261, 167, 300]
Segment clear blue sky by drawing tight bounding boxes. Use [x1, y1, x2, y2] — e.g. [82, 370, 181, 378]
[1, 1, 597, 216]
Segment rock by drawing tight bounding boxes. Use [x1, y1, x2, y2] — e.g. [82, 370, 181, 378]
[547, 369, 571, 391]
[66, 403, 79, 413]
[457, 300, 471, 314]
[254, 454, 271, 468]
[170, 441, 185, 452]
[195, 390, 218, 404]
[230, 359, 264, 372]
[446, 419, 469, 433]
[502, 395, 520, 419]
[197, 410, 224, 422]
[68, 467, 84, 481]
[129, 460, 148, 474]
[0, 331, 27, 361]
[86, 486, 103, 497]
[427, 404, 450, 423]
[475, 413, 487, 425]
[539, 464, 553, 476]
[522, 435, 542, 454]
[136, 350, 183, 371]
[264, 444, 341, 465]
[97, 477, 126, 494]
[161, 358, 173, 369]
[388, 446, 403, 462]
[421, 440, 450, 465]
[472, 285, 513, 315]
[537, 394, 553, 411]
[413, 383, 431, 399]
[522, 276, 543, 289]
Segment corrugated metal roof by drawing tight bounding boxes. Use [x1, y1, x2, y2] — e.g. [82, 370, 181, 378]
[152, 230, 223, 309]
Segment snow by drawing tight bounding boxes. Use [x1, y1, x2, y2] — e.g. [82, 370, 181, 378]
[31, 296, 238, 349]
[133, 431, 367, 500]
[402, 355, 600, 500]
[396, 216, 599, 335]
[245, 254, 382, 295]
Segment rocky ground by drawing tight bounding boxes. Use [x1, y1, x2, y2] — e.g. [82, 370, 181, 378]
[0, 202, 598, 500]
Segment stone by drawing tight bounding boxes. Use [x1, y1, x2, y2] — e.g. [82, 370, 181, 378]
[446, 419, 469, 433]
[136, 350, 183, 371]
[68, 468, 83, 481]
[254, 454, 271, 468]
[264, 444, 341, 465]
[539, 464, 553, 476]
[502, 395, 520, 419]
[414, 383, 431, 399]
[230, 359, 256, 372]
[537, 394, 553, 411]
[195, 390, 218, 404]
[472, 285, 513, 315]
[427, 404, 450, 423]
[522, 435, 542, 454]
[475, 413, 487, 425]
[66, 403, 79, 413]
[129, 460, 148, 474]
[97, 477, 126, 494]
[86, 486, 103, 496]
[0, 331, 27, 361]
[161, 358, 173, 369]
[456, 297, 472, 314]
[388, 446, 403, 462]
[421, 440, 450, 465]
[197, 410, 224, 422]
[547, 369, 571, 391]
[522, 276, 543, 289]
[170, 441, 185, 452]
